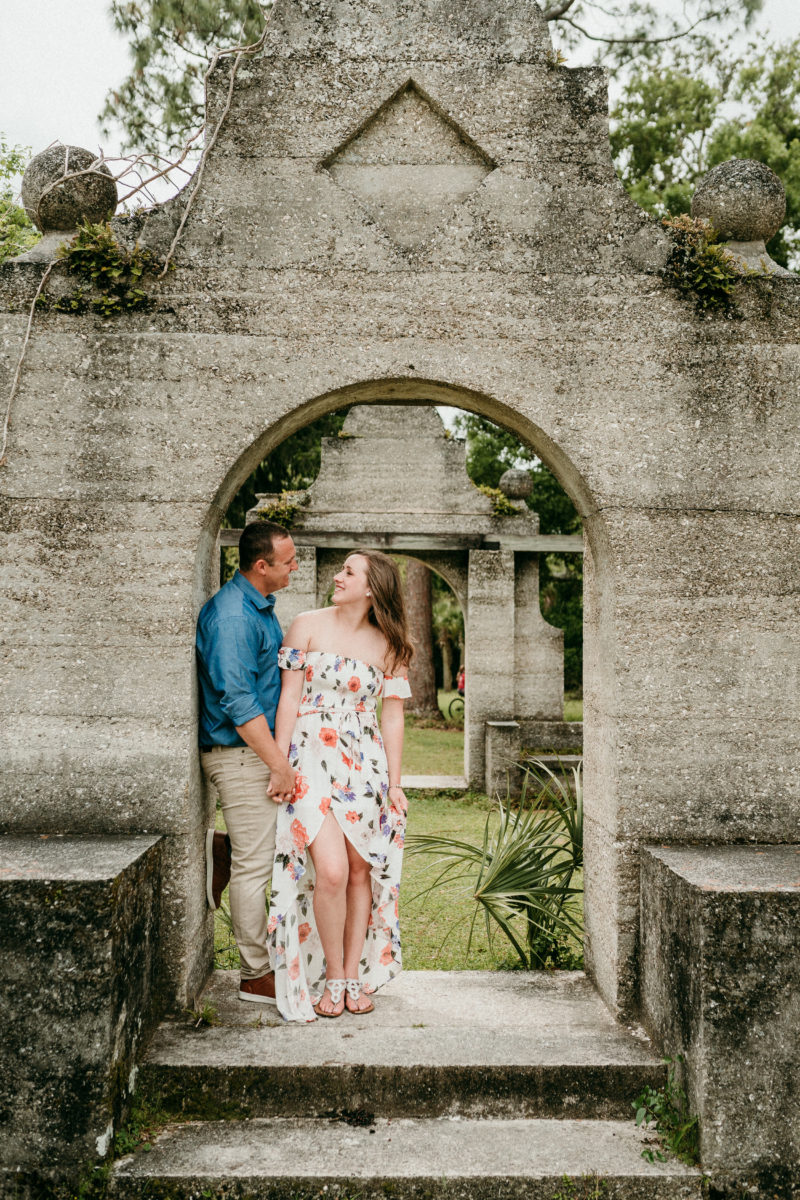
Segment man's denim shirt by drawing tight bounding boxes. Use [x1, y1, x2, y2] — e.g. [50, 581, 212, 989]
[196, 570, 283, 748]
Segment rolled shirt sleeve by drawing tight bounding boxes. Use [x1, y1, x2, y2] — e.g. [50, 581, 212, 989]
[196, 570, 284, 747]
[201, 616, 266, 728]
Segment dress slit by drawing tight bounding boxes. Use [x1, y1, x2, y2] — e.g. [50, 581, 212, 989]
[268, 648, 409, 1023]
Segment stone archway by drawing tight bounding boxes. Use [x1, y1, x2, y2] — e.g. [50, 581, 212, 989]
[233, 401, 579, 791]
[197, 378, 612, 1005]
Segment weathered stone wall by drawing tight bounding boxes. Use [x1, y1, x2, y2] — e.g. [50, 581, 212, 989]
[1, 0, 799, 1013]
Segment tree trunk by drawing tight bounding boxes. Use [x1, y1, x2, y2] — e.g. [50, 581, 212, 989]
[404, 559, 440, 718]
[439, 635, 453, 692]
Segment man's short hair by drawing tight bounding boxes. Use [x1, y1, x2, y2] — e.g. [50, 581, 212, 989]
[238, 521, 290, 573]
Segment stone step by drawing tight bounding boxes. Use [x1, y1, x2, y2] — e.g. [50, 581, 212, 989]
[110, 1115, 703, 1199]
[142, 971, 664, 1120]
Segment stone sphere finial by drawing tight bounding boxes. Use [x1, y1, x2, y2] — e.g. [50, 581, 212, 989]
[21, 144, 117, 232]
[499, 468, 533, 500]
[691, 159, 785, 243]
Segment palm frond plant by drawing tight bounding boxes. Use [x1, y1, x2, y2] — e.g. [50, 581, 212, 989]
[406, 759, 584, 970]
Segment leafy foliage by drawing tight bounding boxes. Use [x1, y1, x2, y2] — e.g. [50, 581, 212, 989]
[477, 483, 520, 516]
[431, 579, 464, 691]
[611, 36, 800, 268]
[633, 1056, 700, 1165]
[455, 413, 583, 691]
[551, 1176, 607, 1200]
[36, 220, 165, 317]
[661, 214, 742, 313]
[254, 490, 307, 528]
[113, 1093, 173, 1155]
[0, 138, 40, 264]
[406, 759, 584, 971]
[101, 0, 268, 155]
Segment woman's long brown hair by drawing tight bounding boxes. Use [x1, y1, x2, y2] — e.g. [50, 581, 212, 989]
[358, 550, 414, 673]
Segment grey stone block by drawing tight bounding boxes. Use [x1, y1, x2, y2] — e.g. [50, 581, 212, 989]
[0, 834, 163, 1186]
[640, 845, 800, 1192]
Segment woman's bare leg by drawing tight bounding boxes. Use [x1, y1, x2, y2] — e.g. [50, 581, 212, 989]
[342, 836, 374, 1011]
[308, 813, 349, 1015]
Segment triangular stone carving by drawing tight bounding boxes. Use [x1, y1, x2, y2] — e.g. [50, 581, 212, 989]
[324, 82, 495, 249]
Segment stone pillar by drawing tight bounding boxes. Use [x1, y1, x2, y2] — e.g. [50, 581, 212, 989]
[466, 549, 516, 790]
[514, 552, 564, 720]
[273, 545, 317, 633]
[485, 720, 522, 797]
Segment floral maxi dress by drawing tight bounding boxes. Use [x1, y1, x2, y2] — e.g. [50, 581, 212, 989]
[268, 648, 411, 1022]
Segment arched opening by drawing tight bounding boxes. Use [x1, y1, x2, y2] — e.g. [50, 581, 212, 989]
[194, 378, 614, 994]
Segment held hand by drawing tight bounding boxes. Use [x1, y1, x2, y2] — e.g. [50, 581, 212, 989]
[267, 760, 297, 803]
[388, 784, 408, 816]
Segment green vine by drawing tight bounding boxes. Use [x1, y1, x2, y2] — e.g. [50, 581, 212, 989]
[37, 220, 166, 318]
[256, 491, 306, 528]
[661, 214, 743, 315]
[478, 483, 519, 516]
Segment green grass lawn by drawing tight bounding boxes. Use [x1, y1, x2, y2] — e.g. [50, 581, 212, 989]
[403, 721, 464, 775]
[402, 791, 523, 969]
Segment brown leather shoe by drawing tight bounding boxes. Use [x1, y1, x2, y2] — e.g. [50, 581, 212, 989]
[205, 829, 231, 910]
[239, 971, 277, 1006]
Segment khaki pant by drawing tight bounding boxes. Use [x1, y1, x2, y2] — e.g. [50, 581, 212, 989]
[201, 745, 278, 979]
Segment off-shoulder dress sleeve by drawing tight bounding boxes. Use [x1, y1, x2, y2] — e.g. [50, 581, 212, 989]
[382, 674, 412, 700]
[278, 646, 306, 670]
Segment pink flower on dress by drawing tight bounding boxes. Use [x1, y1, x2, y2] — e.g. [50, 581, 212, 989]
[298, 922, 311, 944]
[293, 774, 309, 800]
[319, 796, 331, 815]
[267, 914, 278, 934]
[342, 753, 353, 769]
[288, 956, 300, 980]
[346, 810, 359, 824]
[380, 943, 394, 966]
[305, 665, 314, 681]
[319, 727, 337, 747]
[347, 676, 361, 692]
[291, 818, 309, 851]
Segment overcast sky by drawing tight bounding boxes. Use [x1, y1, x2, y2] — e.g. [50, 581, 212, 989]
[2, 0, 800, 191]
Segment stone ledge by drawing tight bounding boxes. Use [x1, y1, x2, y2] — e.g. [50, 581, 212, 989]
[640, 844, 800, 1188]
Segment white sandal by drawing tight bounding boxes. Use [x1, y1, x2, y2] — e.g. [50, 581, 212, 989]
[345, 978, 374, 1014]
[313, 979, 346, 1018]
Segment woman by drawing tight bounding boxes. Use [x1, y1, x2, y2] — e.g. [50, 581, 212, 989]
[269, 550, 412, 1021]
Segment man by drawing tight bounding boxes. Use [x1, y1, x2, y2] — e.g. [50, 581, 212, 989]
[196, 520, 298, 1005]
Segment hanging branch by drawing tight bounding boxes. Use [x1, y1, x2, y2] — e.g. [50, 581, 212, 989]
[0, 262, 55, 467]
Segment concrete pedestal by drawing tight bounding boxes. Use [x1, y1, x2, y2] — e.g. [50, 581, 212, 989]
[0, 834, 163, 1189]
[640, 844, 800, 1196]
